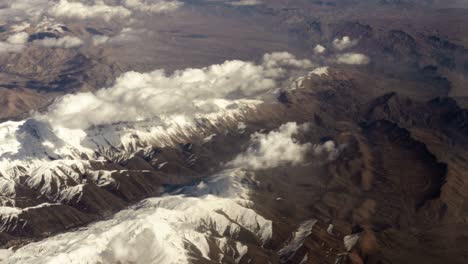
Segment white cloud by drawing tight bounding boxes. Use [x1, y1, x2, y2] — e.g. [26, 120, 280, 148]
[41, 52, 313, 129]
[0, 0, 49, 22]
[332, 36, 358, 51]
[107, 28, 148, 44]
[124, 0, 183, 13]
[6, 32, 28, 45]
[50, 0, 132, 21]
[229, 0, 262, 6]
[0, 32, 29, 53]
[314, 44, 326, 54]
[313, 140, 342, 161]
[33, 36, 83, 49]
[336, 53, 370, 65]
[50, 0, 182, 20]
[92, 35, 110, 46]
[262, 52, 313, 69]
[228, 122, 312, 169]
[0, 0, 182, 26]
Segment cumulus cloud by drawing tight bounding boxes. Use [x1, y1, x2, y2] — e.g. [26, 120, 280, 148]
[0, 0, 49, 22]
[41, 52, 313, 129]
[124, 0, 183, 13]
[91, 28, 150, 47]
[229, 0, 262, 6]
[314, 44, 326, 54]
[33, 36, 83, 49]
[0, 41, 22, 54]
[0, 0, 182, 26]
[50, 0, 132, 20]
[228, 122, 312, 169]
[92, 35, 110, 46]
[0, 32, 29, 53]
[332, 36, 358, 51]
[262, 52, 312, 69]
[336, 53, 370, 65]
[5, 32, 28, 45]
[106, 28, 149, 44]
[313, 140, 342, 161]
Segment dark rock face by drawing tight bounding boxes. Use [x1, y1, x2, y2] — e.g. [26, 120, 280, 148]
[0, 68, 466, 263]
[27, 32, 59, 42]
[0, 1, 467, 262]
[361, 120, 447, 209]
[0, 127, 252, 249]
[242, 70, 468, 264]
[0, 203, 96, 247]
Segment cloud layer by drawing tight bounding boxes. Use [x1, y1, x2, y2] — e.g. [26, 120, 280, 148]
[33, 36, 83, 48]
[124, 0, 183, 13]
[50, 0, 132, 20]
[314, 44, 326, 54]
[0, 32, 28, 53]
[229, 122, 312, 169]
[336, 53, 370, 65]
[229, 0, 262, 6]
[0, 0, 183, 23]
[41, 52, 313, 129]
[332, 36, 358, 51]
[313, 140, 342, 161]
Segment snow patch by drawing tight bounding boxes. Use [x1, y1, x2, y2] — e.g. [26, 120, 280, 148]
[311, 67, 329, 76]
[278, 219, 317, 262]
[4, 169, 272, 264]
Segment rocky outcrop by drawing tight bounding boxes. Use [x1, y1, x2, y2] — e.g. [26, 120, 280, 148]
[0, 67, 466, 263]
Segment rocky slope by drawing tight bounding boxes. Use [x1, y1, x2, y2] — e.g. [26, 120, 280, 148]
[0, 1, 467, 263]
[0, 68, 466, 263]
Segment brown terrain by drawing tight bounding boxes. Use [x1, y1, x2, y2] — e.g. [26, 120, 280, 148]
[0, 68, 466, 263]
[0, 0, 467, 263]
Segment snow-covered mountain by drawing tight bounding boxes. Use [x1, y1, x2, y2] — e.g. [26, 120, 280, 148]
[2, 169, 272, 264]
[0, 53, 323, 263]
[0, 51, 311, 204]
[0, 55, 467, 263]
